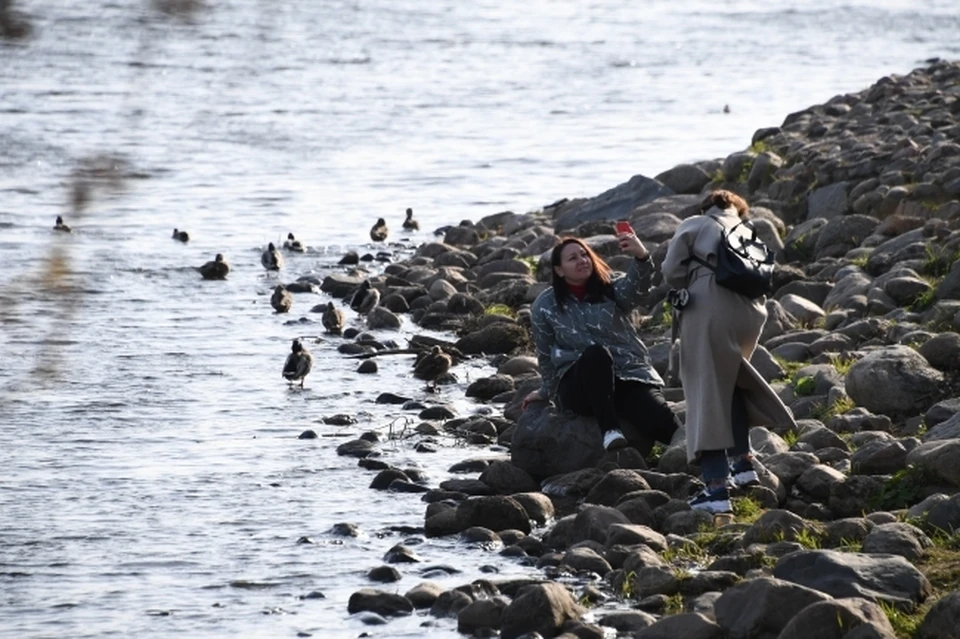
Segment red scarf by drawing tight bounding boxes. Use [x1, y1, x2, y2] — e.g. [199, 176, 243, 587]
[567, 282, 587, 300]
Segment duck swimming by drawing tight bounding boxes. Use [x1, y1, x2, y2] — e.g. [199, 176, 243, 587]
[172, 228, 189, 242]
[271, 285, 293, 313]
[283, 232, 305, 253]
[402, 208, 419, 231]
[261, 242, 284, 270]
[54, 216, 72, 233]
[369, 218, 388, 242]
[282, 340, 313, 388]
[199, 253, 230, 280]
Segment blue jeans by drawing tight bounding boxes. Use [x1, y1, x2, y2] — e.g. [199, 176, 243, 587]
[699, 387, 750, 484]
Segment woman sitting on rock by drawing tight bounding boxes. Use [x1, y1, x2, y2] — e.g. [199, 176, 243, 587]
[521, 233, 681, 454]
[661, 189, 796, 514]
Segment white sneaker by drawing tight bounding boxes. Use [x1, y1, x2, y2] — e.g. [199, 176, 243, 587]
[603, 429, 628, 451]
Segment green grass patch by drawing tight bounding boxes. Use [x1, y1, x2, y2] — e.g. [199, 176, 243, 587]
[646, 303, 673, 329]
[781, 429, 799, 447]
[878, 544, 960, 638]
[484, 303, 516, 317]
[774, 357, 807, 383]
[921, 245, 960, 278]
[877, 599, 924, 638]
[849, 254, 870, 268]
[911, 285, 939, 313]
[663, 592, 685, 615]
[794, 527, 823, 550]
[836, 537, 863, 553]
[732, 496, 763, 524]
[793, 375, 816, 396]
[828, 353, 855, 377]
[661, 541, 708, 565]
[645, 443, 666, 467]
[809, 396, 856, 421]
[748, 140, 770, 155]
[869, 465, 940, 511]
[518, 255, 540, 273]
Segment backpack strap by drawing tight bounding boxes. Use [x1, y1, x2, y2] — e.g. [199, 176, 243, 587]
[679, 214, 726, 271]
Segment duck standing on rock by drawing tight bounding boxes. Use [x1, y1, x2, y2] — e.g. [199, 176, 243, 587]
[54, 216, 71, 232]
[402, 208, 419, 231]
[172, 228, 189, 242]
[283, 232, 305, 252]
[282, 340, 313, 388]
[261, 242, 284, 270]
[356, 286, 380, 315]
[322, 302, 347, 335]
[199, 253, 230, 280]
[348, 280, 371, 312]
[271, 285, 293, 313]
[413, 346, 453, 392]
[369, 218, 388, 242]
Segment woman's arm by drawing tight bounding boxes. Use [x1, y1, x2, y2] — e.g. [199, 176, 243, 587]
[530, 295, 558, 399]
[611, 256, 654, 310]
[610, 230, 653, 310]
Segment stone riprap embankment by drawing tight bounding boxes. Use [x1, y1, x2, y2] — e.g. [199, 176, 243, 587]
[312, 60, 960, 638]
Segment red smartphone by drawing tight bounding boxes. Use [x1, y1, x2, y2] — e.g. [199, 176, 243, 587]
[616, 221, 633, 235]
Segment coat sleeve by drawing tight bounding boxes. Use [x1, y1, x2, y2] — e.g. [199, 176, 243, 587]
[611, 256, 654, 310]
[530, 294, 558, 398]
[662, 217, 699, 289]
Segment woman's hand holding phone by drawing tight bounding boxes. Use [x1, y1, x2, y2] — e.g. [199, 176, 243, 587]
[616, 220, 649, 260]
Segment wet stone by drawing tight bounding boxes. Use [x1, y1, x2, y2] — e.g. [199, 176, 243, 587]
[376, 392, 410, 404]
[420, 405, 457, 420]
[298, 429, 317, 439]
[322, 414, 357, 425]
[367, 565, 402, 583]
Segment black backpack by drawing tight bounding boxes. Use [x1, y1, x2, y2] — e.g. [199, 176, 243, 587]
[683, 215, 775, 299]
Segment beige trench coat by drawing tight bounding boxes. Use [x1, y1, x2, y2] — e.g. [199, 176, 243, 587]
[661, 206, 796, 462]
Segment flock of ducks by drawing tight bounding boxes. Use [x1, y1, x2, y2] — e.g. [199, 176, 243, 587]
[52, 208, 435, 390]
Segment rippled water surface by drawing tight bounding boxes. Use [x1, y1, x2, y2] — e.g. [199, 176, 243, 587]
[2, 1, 959, 637]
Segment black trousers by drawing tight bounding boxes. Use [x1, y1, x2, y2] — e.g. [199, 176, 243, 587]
[557, 344, 681, 453]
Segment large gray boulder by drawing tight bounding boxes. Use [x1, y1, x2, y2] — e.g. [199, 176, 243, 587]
[919, 591, 960, 639]
[807, 181, 853, 220]
[714, 576, 831, 639]
[906, 440, 960, 487]
[845, 346, 944, 416]
[654, 163, 712, 195]
[776, 598, 897, 639]
[773, 549, 931, 608]
[917, 332, 960, 372]
[822, 272, 872, 312]
[511, 404, 603, 478]
[456, 496, 532, 534]
[456, 322, 528, 355]
[814, 214, 879, 258]
[553, 174, 674, 232]
[936, 260, 960, 300]
[633, 613, 724, 639]
[500, 583, 584, 639]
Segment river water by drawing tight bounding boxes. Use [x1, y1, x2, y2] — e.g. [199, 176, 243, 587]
[1, 1, 958, 637]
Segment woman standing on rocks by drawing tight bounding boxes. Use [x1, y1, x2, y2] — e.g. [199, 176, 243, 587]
[662, 189, 796, 514]
[522, 233, 681, 454]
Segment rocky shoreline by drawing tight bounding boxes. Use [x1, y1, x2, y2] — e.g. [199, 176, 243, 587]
[306, 59, 960, 638]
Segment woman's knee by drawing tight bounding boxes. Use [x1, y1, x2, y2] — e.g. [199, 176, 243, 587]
[580, 344, 613, 370]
